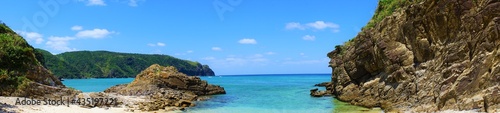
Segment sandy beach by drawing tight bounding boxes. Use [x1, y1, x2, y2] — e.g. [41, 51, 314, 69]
[1, 96, 126, 113]
[0, 96, 182, 113]
[1, 96, 488, 113]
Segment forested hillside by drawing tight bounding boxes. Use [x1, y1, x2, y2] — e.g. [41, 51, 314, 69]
[37, 49, 215, 78]
[0, 22, 78, 97]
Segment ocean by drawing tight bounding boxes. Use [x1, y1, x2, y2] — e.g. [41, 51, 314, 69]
[63, 74, 377, 113]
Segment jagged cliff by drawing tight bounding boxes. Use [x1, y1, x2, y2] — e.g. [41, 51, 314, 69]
[327, 0, 499, 112]
[0, 22, 79, 98]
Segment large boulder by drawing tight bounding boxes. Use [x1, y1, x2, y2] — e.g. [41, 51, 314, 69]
[104, 64, 225, 111]
[105, 64, 225, 96]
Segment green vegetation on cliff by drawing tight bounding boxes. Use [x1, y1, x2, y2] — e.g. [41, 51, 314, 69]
[0, 22, 38, 95]
[334, 0, 421, 56]
[0, 21, 76, 97]
[365, 0, 419, 29]
[36, 49, 215, 78]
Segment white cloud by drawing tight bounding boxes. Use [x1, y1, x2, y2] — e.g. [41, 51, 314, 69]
[16, 31, 44, 44]
[174, 50, 193, 56]
[306, 21, 339, 30]
[244, 54, 268, 62]
[80, 0, 144, 7]
[150, 49, 162, 54]
[87, 0, 106, 6]
[224, 57, 246, 65]
[71, 26, 83, 31]
[224, 53, 268, 63]
[251, 58, 268, 62]
[285, 22, 305, 30]
[302, 35, 316, 41]
[76, 29, 115, 38]
[300, 53, 305, 56]
[253, 54, 263, 58]
[17, 27, 117, 53]
[282, 58, 329, 65]
[282, 60, 322, 65]
[202, 57, 216, 60]
[157, 42, 165, 46]
[202, 54, 271, 67]
[333, 29, 340, 33]
[147, 42, 165, 47]
[212, 47, 222, 51]
[129, 0, 138, 7]
[285, 21, 340, 33]
[238, 38, 257, 44]
[266, 52, 276, 55]
[45, 36, 77, 52]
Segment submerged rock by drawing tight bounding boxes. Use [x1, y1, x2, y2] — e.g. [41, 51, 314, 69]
[310, 88, 332, 97]
[104, 64, 225, 111]
[314, 82, 331, 87]
[310, 88, 323, 97]
[311, 82, 334, 97]
[327, 0, 500, 112]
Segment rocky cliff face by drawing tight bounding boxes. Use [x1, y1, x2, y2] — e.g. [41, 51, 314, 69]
[0, 23, 80, 98]
[327, 0, 499, 112]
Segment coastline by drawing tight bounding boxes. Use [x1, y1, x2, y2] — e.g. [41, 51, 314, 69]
[0, 96, 130, 113]
[332, 99, 382, 113]
[332, 98, 484, 113]
[1, 95, 483, 113]
[0, 96, 183, 113]
[0, 96, 186, 113]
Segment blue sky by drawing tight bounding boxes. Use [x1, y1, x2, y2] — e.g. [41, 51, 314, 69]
[1, 0, 378, 75]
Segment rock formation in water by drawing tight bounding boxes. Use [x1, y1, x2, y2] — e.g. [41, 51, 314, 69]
[326, 0, 499, 112]
[310, 82, 333, 97]
[0, 22, 80, 98]
[104, 64, 225, 111]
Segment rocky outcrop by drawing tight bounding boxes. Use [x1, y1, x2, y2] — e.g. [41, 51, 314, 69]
[310, 88, 331, 97]
[327, 0, 499, 112]
[314, 82, 332, 87]
[310, 82, 333, 97]
[0, 22, 80, 98]
[104, 64, 225, 111]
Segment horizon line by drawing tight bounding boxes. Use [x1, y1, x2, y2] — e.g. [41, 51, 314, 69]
[216, 73, 331, 76]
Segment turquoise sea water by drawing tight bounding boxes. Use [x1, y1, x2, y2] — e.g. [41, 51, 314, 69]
[189, 74, 334, 113]
[63, 78, 134, 92]
[63, 74, 371, 113]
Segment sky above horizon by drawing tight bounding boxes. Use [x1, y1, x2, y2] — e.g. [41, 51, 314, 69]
[1, 0, 378, 75]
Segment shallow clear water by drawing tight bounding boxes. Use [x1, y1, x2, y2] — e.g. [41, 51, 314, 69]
[187, 74, 333, 113]
[62, 78, 134, 92]
[62, 74, 377, 113]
